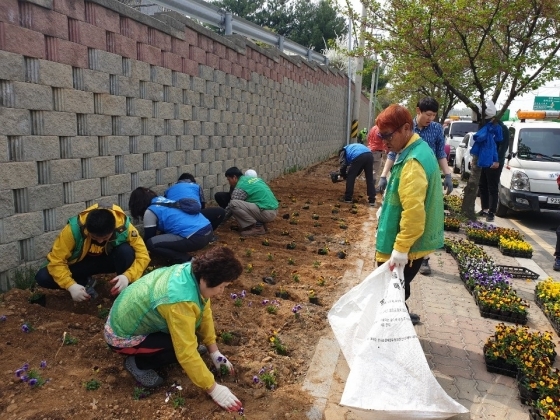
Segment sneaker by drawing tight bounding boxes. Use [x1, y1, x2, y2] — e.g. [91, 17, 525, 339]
[486, 212, 495, 222]
[419, 259, 431, 275]
[339, 197, 353, 203]
[554, 257, 560, 272]
[240, 224, 266, 237]
[477, 210, 488, 217]
[209, 234, 218, 243]
[124, 356, 164, 388]
[409, 313, 421, 325]
[369, 202, 376, 207]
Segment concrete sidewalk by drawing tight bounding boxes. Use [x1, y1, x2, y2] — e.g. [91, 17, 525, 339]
[303, 198, 560, 420]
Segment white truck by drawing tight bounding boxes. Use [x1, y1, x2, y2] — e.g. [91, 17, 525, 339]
[496, 111, 560, 216]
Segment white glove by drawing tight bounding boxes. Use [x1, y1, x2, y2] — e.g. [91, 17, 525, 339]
[443, 173, 453, 195]
[109, 274, 129, 296]
[208, 384, 242, 412]
[388, 250, 409, 270]
[210, 351, 235, 375]
[67, 284, 90, 302]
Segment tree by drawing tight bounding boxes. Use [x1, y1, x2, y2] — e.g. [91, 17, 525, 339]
[211, 0, 261, 20]
[358, 0, 560, 219]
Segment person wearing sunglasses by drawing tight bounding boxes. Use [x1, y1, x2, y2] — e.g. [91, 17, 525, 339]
[377, 97, 452, 277]
[374, 104, 444, 325]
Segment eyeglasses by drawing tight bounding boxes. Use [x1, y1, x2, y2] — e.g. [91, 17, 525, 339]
[377, 124, 405, 141]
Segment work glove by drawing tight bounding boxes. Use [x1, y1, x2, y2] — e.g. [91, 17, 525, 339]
[210, 351, 235, 375]
[378, 176, 387, 192]
[67, 284, 90, 302]
[388, 250, 409, 271]
[443, 173, 453, 195]
[109, 274, 129, 296]
[208, 384, 243, 412]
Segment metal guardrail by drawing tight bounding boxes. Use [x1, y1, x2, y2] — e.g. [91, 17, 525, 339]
[147, 0, 329, 65]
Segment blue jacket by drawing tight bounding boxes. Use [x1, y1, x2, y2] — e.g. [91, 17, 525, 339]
[470, 121, 502, 168]
[148, 197, 210, 238]
[165, 181, 205, 207]
[344, 143, 372, 163]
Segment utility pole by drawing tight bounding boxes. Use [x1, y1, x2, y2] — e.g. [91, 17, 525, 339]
[345, 17, 352, 145]
[351, 3, 367, 142]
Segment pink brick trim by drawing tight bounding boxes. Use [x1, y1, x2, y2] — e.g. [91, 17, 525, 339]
[0, 22, 45, 58]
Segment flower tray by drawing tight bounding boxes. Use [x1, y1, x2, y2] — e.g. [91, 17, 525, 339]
[484, 352, 518, 378]
[498, 246, 532, 259]
[517, 372, 541, 406]
[444, 226, 460, 232]
[479, 308, 528, 325]
[467, 235, 498, 247]
[535, 296, 560, 336]
[529, 408, 544, 420]
[496, 265, 539, 280]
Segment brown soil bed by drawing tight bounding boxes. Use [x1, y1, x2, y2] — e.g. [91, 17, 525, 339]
[0, 156, 377, 420]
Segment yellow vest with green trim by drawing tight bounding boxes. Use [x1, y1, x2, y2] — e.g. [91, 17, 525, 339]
[108, 263, 205, 338]
[376, 138, 444, 254]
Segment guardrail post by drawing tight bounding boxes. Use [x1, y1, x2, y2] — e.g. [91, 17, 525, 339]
[224, 12, 232, 35]
[307, 49, 313, 61]
[278, 35, 284, 52]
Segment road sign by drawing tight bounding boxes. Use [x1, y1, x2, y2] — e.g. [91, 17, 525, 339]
[533, 96, 560, 111]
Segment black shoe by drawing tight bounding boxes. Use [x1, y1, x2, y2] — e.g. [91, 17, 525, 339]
[369, 202, 376, 207]
[409, 313, 420, 325]
[486, 213, 495, 222]
[478, 210, 488, 217]
[554, 257, 560, 272]
[419, 259, 431, 275]
[339, 197, 353, 203]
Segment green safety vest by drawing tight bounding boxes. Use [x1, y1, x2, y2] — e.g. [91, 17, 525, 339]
[376, 138, 444, 254]
[235, 176, 279, 210]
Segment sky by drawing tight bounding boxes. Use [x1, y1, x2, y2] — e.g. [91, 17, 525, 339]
[338, 0, 559, 115]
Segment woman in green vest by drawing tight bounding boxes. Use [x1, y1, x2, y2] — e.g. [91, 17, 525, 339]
[104, 246, 244, 412]
[375, 105, 444, 325]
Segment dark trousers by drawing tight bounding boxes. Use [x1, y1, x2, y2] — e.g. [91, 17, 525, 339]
[479, 166, 502, 213]
[377, 257, 424, 301]
[555, 226, 560, 257]
[146, 227, 212, 263]
[35, 243, 135, 289]
[109, 332, 178, 370]
[201, 207, 226, 231]
[345, 152, 376, 203]
[214, 192, 231, 209]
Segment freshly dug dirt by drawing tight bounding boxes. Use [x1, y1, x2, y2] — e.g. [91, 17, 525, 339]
[0, 157, 377, 420]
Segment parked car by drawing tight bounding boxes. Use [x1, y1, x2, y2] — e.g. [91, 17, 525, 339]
[445, 120, 479, 166]
[453, 132, 476, 180]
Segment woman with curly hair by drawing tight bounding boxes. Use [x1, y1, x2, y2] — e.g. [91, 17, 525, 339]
[104, 246, 243, 412]
[129, 187, 213, 264]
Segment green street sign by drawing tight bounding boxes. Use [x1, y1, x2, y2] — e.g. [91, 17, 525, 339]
[533, 96, 560, 111]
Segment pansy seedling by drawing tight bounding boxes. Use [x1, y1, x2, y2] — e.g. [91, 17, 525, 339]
[21, 324, 30, 333]
[0, 315, 6, 321]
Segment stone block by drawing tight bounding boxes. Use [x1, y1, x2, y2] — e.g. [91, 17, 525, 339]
[82, 114, 112, 136]
[89, 156, 114, 178]
[157, 101, 174, 119]
[33, 111, 76, 136]
[24, 3, 68, 40]
[0, 107, 31, 135]
[55, 202, 86, 229]
[85, 1, 119, 32]
[120, 17, 149, 44]
[89, 49, 122, 74]
[149, 29, 171, 51]
[123, 154, 143, 173]
[150, 151, 167, 169]
[0, 0, 19, 25]
[144, 81, 164, 101]
[0, 22, 45, 59]
[96, 93, 127, 116]
[155, 135, 176, 152]
[168, 119, 183, 136]
[118, 116, 142, 136]
[135, 136, 155, 153]
[202, 148, 215, 162]
[134, 98, 153, 118]
[16, 136, 59, 161]
[147, 118, 165, 136]
[186, 149, 201, 165]
[201, 122, 215, 136]
[201, 93, 214, 108]
[0, 212, 43, 244]
[209, 161, 223, 176]
[194, 162, 209, 178]
[0, 136, 6, 163]
[184, 90, 200, 106]
[69, 19, 105, 50]
[162, 51, 182, 72]
[56, 89, 94, 114]
[129, 59, 151, 81]
[104, 136, 129, 156]
[137, 43, 161, 67]
[191, 76, 205, 93]
[107, 32, 136, 59]
[0, 50, 24, 82]
[34, 231, 60, 259]
[49, 158, 81, 183]
[157, 167, 176, 185]
[138, 170, 156, 187]
[83, 68, 110, 93]
[36, 59, 73, 88]
[177, 104, 192, 120]
[190, 45, 206, 65]
[0, 188, 14, 218]
[185, 120, 201, 136]
[216, 148, 227, 161]
[53, 0, 85, 20]
[115, 76, 138, 98]
[28, 184, 65, 212]
[62, 136, 97, 158]
[46, 37, 88, 68]
[167, 150, 183, 167]
[194, 136, 209, 150]
[66, 178, 101, 203]
[167, 86, 182, 104]
[178, 135, 194, 150]
[0, 242, 20, 272]
[101, 174, 130, 195]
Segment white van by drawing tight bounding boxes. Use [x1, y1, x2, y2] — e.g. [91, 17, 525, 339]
[445, 120, 479, 165]
[496, 116, 560, 216]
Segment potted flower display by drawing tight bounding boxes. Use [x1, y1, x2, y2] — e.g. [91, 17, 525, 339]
[535, 278, 560, 335]
[499, 236, 533, 258]
[444, 216, 461, 232]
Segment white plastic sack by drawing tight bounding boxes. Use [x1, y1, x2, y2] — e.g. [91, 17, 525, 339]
[328, 263, 469, 419]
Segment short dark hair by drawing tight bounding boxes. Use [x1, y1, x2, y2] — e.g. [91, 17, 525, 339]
[417, 97, 439, 113]
[224, 167, 243, 178]
[85, 209, 115, 236]
[178, 173, 196, 182]
[191, 246, 243, 287]
[128, 187, 157, 219]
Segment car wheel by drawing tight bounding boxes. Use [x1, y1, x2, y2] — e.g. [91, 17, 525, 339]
[460, 161, 469, 181]
[453, 164, 460, 174]
[495, 199, 508, 217]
